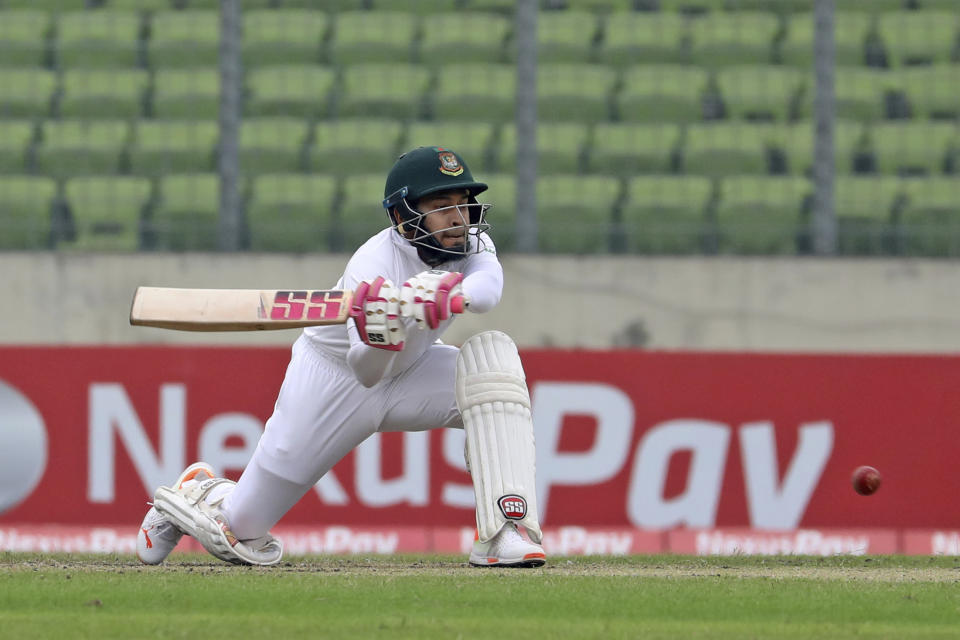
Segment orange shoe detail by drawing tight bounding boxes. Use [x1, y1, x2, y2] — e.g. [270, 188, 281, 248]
[178, 467, 213, 488]
[141, 528, 153, 549]
[523, 552, 546, 561]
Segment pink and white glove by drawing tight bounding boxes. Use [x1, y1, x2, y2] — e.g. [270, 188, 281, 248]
[350, 276, 405, 350]
[400, 270, 468, 330]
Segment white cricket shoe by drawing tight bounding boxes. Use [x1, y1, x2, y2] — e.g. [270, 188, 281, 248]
[136, 462, 215, 565]
[469, 523, 546, 568]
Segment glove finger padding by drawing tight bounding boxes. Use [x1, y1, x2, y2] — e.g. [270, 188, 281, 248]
[401, 270, 466, 330]
[350, 276, 405, 350]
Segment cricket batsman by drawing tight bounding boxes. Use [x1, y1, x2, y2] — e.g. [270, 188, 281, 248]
[136, 146, 546, 568]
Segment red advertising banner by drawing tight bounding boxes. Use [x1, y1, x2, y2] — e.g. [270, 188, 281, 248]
[1, 346, 959, 553]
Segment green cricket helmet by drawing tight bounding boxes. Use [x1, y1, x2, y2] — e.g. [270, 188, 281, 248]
[382, 146, 492, 266]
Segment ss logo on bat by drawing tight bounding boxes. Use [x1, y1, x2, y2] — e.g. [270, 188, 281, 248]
[270, 290, 344, 320]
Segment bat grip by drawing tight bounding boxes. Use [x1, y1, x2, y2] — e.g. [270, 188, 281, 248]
[450, 295, 468, 314]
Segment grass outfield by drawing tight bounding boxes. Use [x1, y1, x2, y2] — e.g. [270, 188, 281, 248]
[2, 554, 960, 639]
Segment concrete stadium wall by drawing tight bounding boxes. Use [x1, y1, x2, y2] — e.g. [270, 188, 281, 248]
[2, 253, 959, 352]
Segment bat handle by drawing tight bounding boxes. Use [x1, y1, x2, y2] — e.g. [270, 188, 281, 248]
[450, 295, 469, 314]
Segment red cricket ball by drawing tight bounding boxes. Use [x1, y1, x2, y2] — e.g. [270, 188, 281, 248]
[851, 465, 882, 496]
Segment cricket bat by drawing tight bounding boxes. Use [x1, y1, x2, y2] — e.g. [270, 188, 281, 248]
[129, 287, 353, 331]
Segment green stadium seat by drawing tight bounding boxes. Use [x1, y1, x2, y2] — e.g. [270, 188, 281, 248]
[110, 0, 174, 10]
[63, 176, 151, 251]
[775, 120, 866, 176]
[537, 175, 620, 253]
[0, 176, 55, 249]
[240, 118, 309, 175]
[834, 0, 904, 9]
[538, 64, 616, 122]
[726, 0, 814, 11]
[129, 120, 217, 175]
[309, 119, 403, 176]
[683, 123, 769, 176]
[153, 68, 219, 119]
[0, 11, 50, 67]
[405, 122, 496, 172]
[689, 12, 781, 66]
[907, 0, 960, 8]
[617, 65, 709, 123]
[0, 69, 56, 118]
[434, 64, 515, 122]
[369, 0, 459, 11]
[780, 12, 874, 68]
[877, 11, 959, 67]
[498, 124, 590, 174]
[716, 65, 806, 122]
[4, 0, 108, 8]
[828, 68, 890, 122]
[478, 173, 516, 251]
[149, 11, 219, 68]
[599, 13, 687, 65]
[588, 123, 682, 175]
[562, 0, 635, 11]
[659, 0, 728, 12]
[242, 10, 327, 67]
[35, 120, 129, 177]
[868, 121, 958, 176]
[247, 174, 337, 252]
[337, 64, 431, 119]
[246, 66, 335, 118]
[420, 13, 513, 64]
[56, 10, 140, 68]
[284, 0, 361, 8]
[60, 69, 148, 118]
[539, 12, 598, 63]
[835, 176, 903, 255]
[899, 177, 960, 256]
[339, 175, 396, 251]
[189, 0, 273, 8]
[622, 176, 713, 254]
[328, 12, 417, 64]
[894, 65, 960, 120]
[149, 174, 218, 251]
[0, 121, 35, 174]
[716, 176, 811, 254]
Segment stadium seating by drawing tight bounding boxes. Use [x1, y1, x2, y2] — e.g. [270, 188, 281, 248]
[682, 123, 769, 176]
[877, 11, 959, 67]
[689, 12, 781, 67]
[599, 12, 687, 65]
[309, 119, 403, 175]
[0, 10, 49, 68]
[337, 64, 431, 119]
[895, 66, 960, 121]
[420, 13, 513, 64]
[246, 66, 336, 119]
[716, 66, 806, 122]
[779, 12, 875, 68]
[497, 123, 590, 174]
[0, 69, 56, 118]
[479, 173, 517, 250]
[35, 120, 129, 177]
[240, 118, 309, 175]
[588, 123, 682, 175]
[60, 69, 148, 118]
[835, 176, 904, 254]
[149, 174, 219, 251]
[404, 122, 496, 172]
[869, 121, 958, 176]
[0, 176, 55, 250]
[152, 68, 220, 119]
[339, 175, 396, 251]
[56, 10, 140, 68]
[772, 120, 866, 176]
[148, 11, 219, 68]
[539, 12, 598, 63]
[63, 176, 151, 251]
[621, 176, 713, 254]
[536, 175, 620, 253]
[129, 120, 218, 176]
[538, 64, 617, 122]
[716, 175, 811, 254]
[433, 64, 516, 122]
[899, 177, 960, 256]
[328, 12, 417, 64]
[242, 10, 327, 67]
[0, 121, 35, 174]
[617, 65, 710, 123]
[247, 174, 337, 252]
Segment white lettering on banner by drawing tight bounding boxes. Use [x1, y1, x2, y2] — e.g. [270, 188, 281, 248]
[355, 431, 429, 506]
[740, 421, 834, 529]
[0, 527, 137, 553]
[198, 413, 263, 477]
[533, 382, 635, 521]
[277, 527, 400, 554]
[441, 428, 474, 508]
[695, 530, 869, 556]
[628, 420, 730, 528]
[932, 532, 960, 555]
[88, 383, 186, 503]
[313, 473, 349, 505]
[544, 526, 634, 556]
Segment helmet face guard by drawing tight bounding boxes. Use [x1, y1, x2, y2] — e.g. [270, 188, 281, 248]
[383, 186, 492, 264]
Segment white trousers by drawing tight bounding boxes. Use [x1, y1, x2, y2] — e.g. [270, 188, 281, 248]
[221, 335, 462, 539]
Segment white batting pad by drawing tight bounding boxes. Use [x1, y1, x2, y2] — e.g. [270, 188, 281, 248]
[456, 331, 542, 544]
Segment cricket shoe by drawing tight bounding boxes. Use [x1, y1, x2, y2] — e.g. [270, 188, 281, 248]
[136, 462, 215, 565]
[469, 523, 546, 568]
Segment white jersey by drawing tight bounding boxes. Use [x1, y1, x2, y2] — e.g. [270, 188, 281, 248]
[303, 227, 503, 380]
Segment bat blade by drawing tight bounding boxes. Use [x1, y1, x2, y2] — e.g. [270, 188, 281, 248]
[129, 287, 353, 331]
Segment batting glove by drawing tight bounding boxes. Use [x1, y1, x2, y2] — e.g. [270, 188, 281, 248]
[351, 276, 405, 350]
[400, 270, 467, 330]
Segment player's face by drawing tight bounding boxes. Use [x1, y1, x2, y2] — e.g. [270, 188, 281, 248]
[416, 189, 471, 249]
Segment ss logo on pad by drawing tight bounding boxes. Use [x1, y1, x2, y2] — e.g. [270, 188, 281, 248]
[498, 495, 527, 520]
